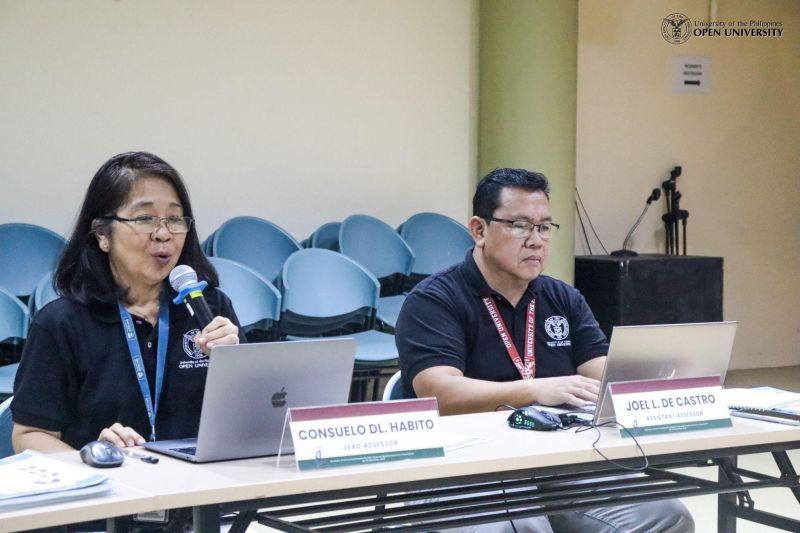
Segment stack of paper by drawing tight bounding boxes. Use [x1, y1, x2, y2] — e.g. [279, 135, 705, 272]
[0, 451, 111, 512]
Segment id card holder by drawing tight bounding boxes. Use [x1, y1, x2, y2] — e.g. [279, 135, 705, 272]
[134, 509, 169, 523]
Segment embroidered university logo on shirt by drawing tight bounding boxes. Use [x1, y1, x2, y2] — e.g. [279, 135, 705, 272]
[545, 316, 571, 347]
[180, 328, 209, 368]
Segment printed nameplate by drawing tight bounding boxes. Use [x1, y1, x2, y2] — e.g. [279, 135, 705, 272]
[610, 376, 731, 438]
[288, 398, 444, 471]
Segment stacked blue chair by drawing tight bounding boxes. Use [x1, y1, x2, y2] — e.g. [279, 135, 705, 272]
[211, 216, 301, 284]
[400, 212, 473, 287]
[208, 257, 281, 341]
[0, 223, 66, 300]
[339, 215, 415, 331]
[0, 365, 17, 403]
[381, 370, 404, 401]
[0, 287, 28, 399]
[309, 221, 341, 251]
[27, 271, 59, 319]
[0, 396, 13, 458]
[0, 287, 28, 342]
[279, 249, 398, 401]
[201, 232, 216, 255]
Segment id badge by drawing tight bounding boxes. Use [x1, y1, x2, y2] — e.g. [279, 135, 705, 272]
[134, 509, 169, 523]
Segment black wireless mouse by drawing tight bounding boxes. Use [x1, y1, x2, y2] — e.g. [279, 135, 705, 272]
[507, 406, 562, 431]
[80, 440, 125, 468]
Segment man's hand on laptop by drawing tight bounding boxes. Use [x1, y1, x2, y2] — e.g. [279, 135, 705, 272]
[99, 422, 146, 448]
[532, 375, 600, 407]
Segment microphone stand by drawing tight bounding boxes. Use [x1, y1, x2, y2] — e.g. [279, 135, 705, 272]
[672, 191, 682, 255]
[661, 184, 674, 254]
[661, 212, 674, 254]
[678, 209, 689, 255]
[611, 188, 661, 258]
[661, 166, 682, 254]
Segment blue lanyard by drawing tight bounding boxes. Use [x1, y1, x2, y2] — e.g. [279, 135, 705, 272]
[118, 292, 170, 442]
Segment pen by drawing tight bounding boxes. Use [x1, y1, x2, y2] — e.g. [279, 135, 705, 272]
[124, 449, 160, 464]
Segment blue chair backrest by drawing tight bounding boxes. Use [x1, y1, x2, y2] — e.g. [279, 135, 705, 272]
[0, 224, 66, 298]
[211, 217, 301, 283]
[208, 257, 281, 328]
[400, 212, 473, 275]
[281, 249, 379, 319]
[0, 287, 29, 342]
[201, 231, 216, 255]
[382, 371, 404, 401]
[0, 396, 13, 459]
[28, 271, 60, 318]
[310, 222, 341, 251]
[340, 215, 415, 280]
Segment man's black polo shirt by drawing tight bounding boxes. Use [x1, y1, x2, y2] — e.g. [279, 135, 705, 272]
[396, 251, 608, 399]
[12, 286, 243, 449]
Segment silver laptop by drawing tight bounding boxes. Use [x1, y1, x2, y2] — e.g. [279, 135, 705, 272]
[593, 321, 737, 425]
[144, 338, 356, 462]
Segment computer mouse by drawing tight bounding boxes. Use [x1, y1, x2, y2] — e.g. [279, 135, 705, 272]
[79, 440, 125, 468]
[507, 406, 562, 431]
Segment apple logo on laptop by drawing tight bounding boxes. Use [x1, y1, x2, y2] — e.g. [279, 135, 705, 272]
[272, 387, 288, 408]
[658, 364, 677, 379]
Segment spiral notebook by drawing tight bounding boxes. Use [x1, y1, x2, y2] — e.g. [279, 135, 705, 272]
[725, 386, 800, 425]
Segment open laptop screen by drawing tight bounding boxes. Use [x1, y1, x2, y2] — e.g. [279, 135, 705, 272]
[594, 321, 737, 424]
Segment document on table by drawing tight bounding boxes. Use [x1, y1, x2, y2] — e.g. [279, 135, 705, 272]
[725, 386, 800, 425]
[440, 433, 490, 453]
[0, 451, 111, 511]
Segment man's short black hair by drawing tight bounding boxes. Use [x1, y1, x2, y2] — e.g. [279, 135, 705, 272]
[472, 168, 550, 218]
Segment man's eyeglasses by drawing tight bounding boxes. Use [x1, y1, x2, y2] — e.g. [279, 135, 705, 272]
[484, 217, 560, 240]
[101, 215, 194, 234]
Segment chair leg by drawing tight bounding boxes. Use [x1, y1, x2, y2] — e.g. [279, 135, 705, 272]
[371, 377, 380, 401]
[349, 378, 367, 403]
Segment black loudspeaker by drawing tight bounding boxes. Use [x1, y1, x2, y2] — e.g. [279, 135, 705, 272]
[574, 254, 723, 339]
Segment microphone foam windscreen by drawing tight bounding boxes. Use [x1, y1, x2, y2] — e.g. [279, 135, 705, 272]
[169, 265, 198, 292]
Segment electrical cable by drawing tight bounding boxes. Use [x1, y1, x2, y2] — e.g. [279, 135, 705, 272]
[500, 480, 520, 533]
[504, 407, 651, 472]
[575, 421, 650, 472]
[575, 189, 609, 254]
[574, 199, 593, 255]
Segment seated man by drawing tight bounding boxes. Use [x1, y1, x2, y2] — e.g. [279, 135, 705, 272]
[396, 168, 693, 533]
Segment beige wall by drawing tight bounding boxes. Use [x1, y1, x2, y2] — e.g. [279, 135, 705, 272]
[0, 0, 477, 240]
[576, 0, 800, 368]
[479, 0, 579, 282]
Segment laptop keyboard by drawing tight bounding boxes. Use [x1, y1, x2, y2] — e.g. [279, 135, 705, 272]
[171, 446, 197, 455]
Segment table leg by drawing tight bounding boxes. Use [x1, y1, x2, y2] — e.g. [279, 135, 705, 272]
[193, 504, 221, 533]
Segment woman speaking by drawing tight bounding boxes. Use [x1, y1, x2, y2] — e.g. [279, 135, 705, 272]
[12, 152, 243, 453]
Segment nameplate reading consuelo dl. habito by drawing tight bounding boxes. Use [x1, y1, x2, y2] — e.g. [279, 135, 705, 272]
[610, 376, 731, 437]
[288, 398, 443, 471]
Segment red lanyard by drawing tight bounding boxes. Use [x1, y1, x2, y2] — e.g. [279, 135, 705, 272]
[482, 297, 536, 380]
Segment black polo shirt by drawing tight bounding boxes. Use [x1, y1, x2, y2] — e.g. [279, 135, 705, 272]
[12, 286, 244, 450]
[396, 251, 608, 399]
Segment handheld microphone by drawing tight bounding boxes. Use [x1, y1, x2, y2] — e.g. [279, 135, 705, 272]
[169, 265, 215, 329]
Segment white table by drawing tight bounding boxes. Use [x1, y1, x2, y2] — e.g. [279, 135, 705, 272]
[2, 411, 799, 532]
